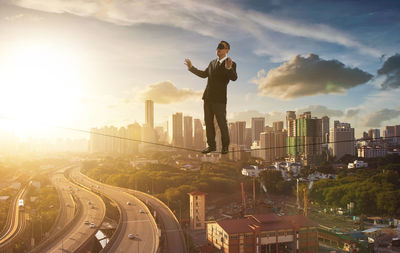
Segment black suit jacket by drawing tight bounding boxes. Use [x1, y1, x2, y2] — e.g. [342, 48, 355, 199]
[189, 58, 237, 104]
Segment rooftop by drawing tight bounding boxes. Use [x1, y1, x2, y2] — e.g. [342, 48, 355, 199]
[215, 214, 317, 235]
[188, 191, 206, 196]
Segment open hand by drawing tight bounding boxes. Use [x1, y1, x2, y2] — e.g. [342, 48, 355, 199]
[225, 57, 233, 69]
[184, 58, 193, 69]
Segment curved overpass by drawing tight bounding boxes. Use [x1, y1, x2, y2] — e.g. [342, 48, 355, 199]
[0, 186, 27, 250]
[30, 169, 106, 253]
[70, 166, 159, 253]
[129, 190, 187, 253]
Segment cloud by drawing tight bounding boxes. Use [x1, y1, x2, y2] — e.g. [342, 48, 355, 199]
[138, 81, 202, 104]
[376, 53, 400, 89]
[344, 108, 361, 118]
[363, 109, 400, 127]
[10, 0, 380, 57]
[253, 54, 373, 99]
[297, 105, 343, 118]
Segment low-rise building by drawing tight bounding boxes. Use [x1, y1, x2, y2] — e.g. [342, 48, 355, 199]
[357, 145, 387, 158]
[207, 213, 318, 253]
[348, 160, 368, 169]
[241, 165, 267, 177]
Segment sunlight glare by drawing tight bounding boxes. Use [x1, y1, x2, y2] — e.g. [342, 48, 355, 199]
[0, 43, 83, 137]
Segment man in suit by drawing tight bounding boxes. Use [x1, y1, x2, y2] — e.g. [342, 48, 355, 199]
[184, 41, 238, 154]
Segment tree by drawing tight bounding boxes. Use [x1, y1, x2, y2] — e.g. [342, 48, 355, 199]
[260, 170, 285, 194]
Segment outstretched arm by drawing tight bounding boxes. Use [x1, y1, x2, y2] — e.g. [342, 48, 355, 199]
[185, 58, 208, 78]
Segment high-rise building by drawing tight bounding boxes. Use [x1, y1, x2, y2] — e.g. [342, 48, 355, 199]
[286, 111, 296, 135]
[368, 128, 380, 140]
[184, 116, 193, 148]
[383, 125, 400, 144]
[117, 127, 127, 154]
[245, 127, 252, 149]
[321, 116, 330, 143]
[193, 119, 205, 149]
[264, 125, 273, 132]
[287, 112, 322, 164]
[169, 112, 183, 147]
[235, 121, 246, 146]
[275, 130, 287, 159]
[329, 120, 355, 160]
[145, 100, 154, 129]
[259, 130, 287, 163]
[229, 122, 237, 145]
[272, 121, 284, 132]
[90, 123, 142, 154]
[260, 132, 274, 163]
[251, 117, 265, 142]
[127, 123, 141, 153]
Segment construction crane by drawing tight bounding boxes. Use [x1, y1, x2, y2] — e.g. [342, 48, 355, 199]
[241, 182, 246, 217]
[303, 181, 314, 216]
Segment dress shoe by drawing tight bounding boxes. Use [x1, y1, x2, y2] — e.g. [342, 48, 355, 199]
[221, 146, 229, 154]
[202, 146, 216, 154]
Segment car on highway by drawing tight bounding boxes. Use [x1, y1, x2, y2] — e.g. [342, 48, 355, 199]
[128, 234, 135, 239]
[89, 223, 95, 228]
[84, 220, 90, 225]
[139, 209, 146, 214]
[127, 201, 131, 205]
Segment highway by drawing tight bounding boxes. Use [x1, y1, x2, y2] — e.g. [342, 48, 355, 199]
[0, 185, 27, 250]
[69, 166, 159, 253]
[129, 189, 187, 253]
[30, 169, 106, 253]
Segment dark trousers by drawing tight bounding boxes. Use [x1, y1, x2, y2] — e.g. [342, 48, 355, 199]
[204, 101, 230, 148]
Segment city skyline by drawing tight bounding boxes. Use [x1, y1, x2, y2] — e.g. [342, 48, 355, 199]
[0, 1, 399, 140]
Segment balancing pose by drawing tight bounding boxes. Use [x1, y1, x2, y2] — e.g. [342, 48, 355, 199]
[185, 41, 238, 154]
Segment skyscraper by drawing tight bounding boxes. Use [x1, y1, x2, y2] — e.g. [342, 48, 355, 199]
[193, 119, 205, 149]
[286, 111, 296, 135]
[273, 121, 284, 132]
[127, 123, 141, 153]
[368, 128, 380, 140]
[275, 130, 287, 159]
[235, 121, 246, 146]
[251, 117, 265, 143]
[260, 132, 274, 162]
[229, 122, 237, 145]
[287, 112, 322, 164]
[145, 100, 154, 129]
[184, 116, 193, 148]
[321, 116, 329, 143]
[169, 112, 183, 147]
[329, 121, 355, 160]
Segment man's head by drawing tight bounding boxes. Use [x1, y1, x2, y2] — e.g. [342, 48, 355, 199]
[216, 41, 230, 59]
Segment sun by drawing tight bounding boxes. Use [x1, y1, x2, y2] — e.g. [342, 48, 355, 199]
[0, 43, 83, 137]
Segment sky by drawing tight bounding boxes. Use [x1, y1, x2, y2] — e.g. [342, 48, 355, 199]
[0, 0, 399, 139]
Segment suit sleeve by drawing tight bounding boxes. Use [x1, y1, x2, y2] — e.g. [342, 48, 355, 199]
[226, 62, 238, 81]
[189, 64, 209, 78]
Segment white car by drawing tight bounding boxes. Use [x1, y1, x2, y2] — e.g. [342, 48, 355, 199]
[89, 223, 95, 228]
[128, 234, 135, 239]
